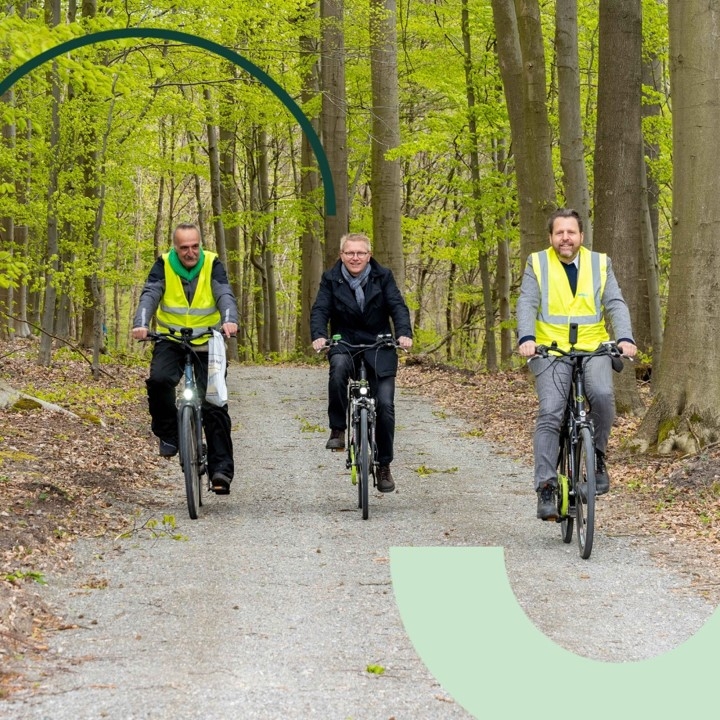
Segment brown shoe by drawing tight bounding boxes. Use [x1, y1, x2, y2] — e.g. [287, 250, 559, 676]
[377, 465, 395, 493]
[326, 429, 345, 450]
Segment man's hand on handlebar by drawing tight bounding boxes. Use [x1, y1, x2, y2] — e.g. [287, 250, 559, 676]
[397, 335, 413, 350]
[221, 322, 238, 339]
[132, 327, 148, 341]
[617, 340, 637, 359]
[518, 340, 537, 358]
[312, 337, 329, 353]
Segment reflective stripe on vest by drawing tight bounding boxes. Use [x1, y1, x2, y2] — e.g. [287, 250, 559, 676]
[531, 246, 608, 351]
[156, 251, 221, 342]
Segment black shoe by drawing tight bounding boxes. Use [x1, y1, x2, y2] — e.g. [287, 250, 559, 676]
[595, 451, 610, 495]
[159, 438, 178, 457]
[211, 472, 231, 495]
[326, 428, 345, 450]
[377, 465, 396, 493]
[536, 483, 558, 520]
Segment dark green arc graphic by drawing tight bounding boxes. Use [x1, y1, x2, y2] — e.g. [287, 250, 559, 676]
[0, 27, 335, 215]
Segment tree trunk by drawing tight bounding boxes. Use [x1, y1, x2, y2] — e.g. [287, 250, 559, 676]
[637, 0, 720, 452]
[369, 0, 404, 286]
[640, 52, 664, 366]
[320, 0, 349, 265]
[204, 88, 227, 264]
[555, 0, 592, 247]
[298, 12, 324, 353]
[38, 0, 62, 367]
[593, 0, 644, 415]
[462, 0, 497, 371]
[1, 81, 15, 340]
[491, 0, 556, 264]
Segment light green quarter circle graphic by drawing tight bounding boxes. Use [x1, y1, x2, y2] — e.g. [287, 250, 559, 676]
[391, 547, 718, 719]
[0, 27, 335, 216]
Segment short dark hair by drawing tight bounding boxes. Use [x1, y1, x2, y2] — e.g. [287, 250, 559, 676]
[547, 208, 583, 234]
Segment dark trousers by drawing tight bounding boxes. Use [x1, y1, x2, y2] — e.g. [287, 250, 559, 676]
[327, 353, 396, 466]
[146, 341, 234, 479]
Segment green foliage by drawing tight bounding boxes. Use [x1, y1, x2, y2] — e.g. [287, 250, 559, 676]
[116, 513, 188, 542]
[0, 251, 27, 289]
[414, 464, 458, 476]
[1, 569, 47, 585]
[0, 0, 675, 367]
[296, 415, 324, 433]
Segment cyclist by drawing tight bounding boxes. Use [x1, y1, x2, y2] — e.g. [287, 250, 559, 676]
[310, 233, 413, 493]
[131, 223, 239, 495]
[516, 208, 637, 521]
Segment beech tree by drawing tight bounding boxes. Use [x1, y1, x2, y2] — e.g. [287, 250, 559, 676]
[638, 0, 720, 453]
[592, 0, 644, 415]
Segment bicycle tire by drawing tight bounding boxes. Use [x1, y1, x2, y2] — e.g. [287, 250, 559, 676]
[557, 433, 574, 543]
[359, 406, 370, 520]
[180, 405, 201, 520]
[575, 426, 596, 559]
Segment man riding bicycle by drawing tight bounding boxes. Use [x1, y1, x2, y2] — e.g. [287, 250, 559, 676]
[516, 209, 637, 521]
[131, 223, 238, 495]
[310, 233, 413, 493]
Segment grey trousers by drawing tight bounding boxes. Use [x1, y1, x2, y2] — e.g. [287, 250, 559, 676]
[528, 355, 614, 491]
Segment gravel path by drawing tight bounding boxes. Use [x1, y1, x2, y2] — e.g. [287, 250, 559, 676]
[1, 365, 715, 719]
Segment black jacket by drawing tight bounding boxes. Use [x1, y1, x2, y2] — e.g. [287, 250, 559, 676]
[310, 258, 412, 377]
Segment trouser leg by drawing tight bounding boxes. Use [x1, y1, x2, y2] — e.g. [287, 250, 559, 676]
[328, 353, 354, 430]
[370, 372, 396, 466]
[530, 357, 572, 491]
[193, 350, 234, 479]
[146, 341, 184, 442]
[583, 356, 615, 455]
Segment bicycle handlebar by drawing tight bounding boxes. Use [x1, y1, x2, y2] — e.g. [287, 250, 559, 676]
[141, 327, 217, 344]
[317, 334, 401, 353]
[534, 341, 622, 360]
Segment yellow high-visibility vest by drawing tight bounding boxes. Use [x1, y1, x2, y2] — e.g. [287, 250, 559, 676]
[531, 246, 608, 352]
[156, 251, 221, 344]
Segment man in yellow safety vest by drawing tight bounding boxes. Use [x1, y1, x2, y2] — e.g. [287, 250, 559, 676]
[516, 208, 637, 521]
[132, 223, 238, 495]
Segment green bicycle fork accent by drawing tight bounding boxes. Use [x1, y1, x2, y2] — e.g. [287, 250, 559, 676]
[350, 445, 357, 485]
[557, 473, 570, 516]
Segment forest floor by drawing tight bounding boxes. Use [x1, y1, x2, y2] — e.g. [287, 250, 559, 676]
[2, 338, 720, 697]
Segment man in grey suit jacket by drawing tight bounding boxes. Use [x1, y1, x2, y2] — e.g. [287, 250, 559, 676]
[516, 208, 637, 521]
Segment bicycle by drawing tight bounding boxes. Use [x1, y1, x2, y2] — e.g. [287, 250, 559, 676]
[536, 329, 623, 559]
[323, 334, 400, 520]
[145, 327, 215, 520]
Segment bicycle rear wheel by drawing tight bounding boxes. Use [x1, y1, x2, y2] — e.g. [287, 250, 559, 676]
[359, 406, 370, 520]
[557, 433, 573, 543]
[575, 427, 596, 559]
[180, 404, 201, 520]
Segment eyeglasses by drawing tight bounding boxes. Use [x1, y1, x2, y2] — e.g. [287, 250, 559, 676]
[342, 251, 369, 258]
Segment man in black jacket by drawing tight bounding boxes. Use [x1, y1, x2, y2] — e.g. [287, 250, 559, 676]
[311, 233, 413, 492]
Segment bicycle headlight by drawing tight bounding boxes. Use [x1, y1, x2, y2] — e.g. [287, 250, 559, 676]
[183, 387, 194, 401]
[359, 386, 368, 396]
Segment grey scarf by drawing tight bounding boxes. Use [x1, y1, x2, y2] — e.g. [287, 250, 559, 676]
[341, 263, 371, 312]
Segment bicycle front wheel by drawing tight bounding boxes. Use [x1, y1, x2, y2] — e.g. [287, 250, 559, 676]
[575, 426, 596, 559]
[180, 404, 201, 520]
[359, 406, 370, 520]
[557, 433, 573, 543]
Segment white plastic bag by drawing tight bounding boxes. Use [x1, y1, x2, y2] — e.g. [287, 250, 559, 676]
[206, 330, 228, 407]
